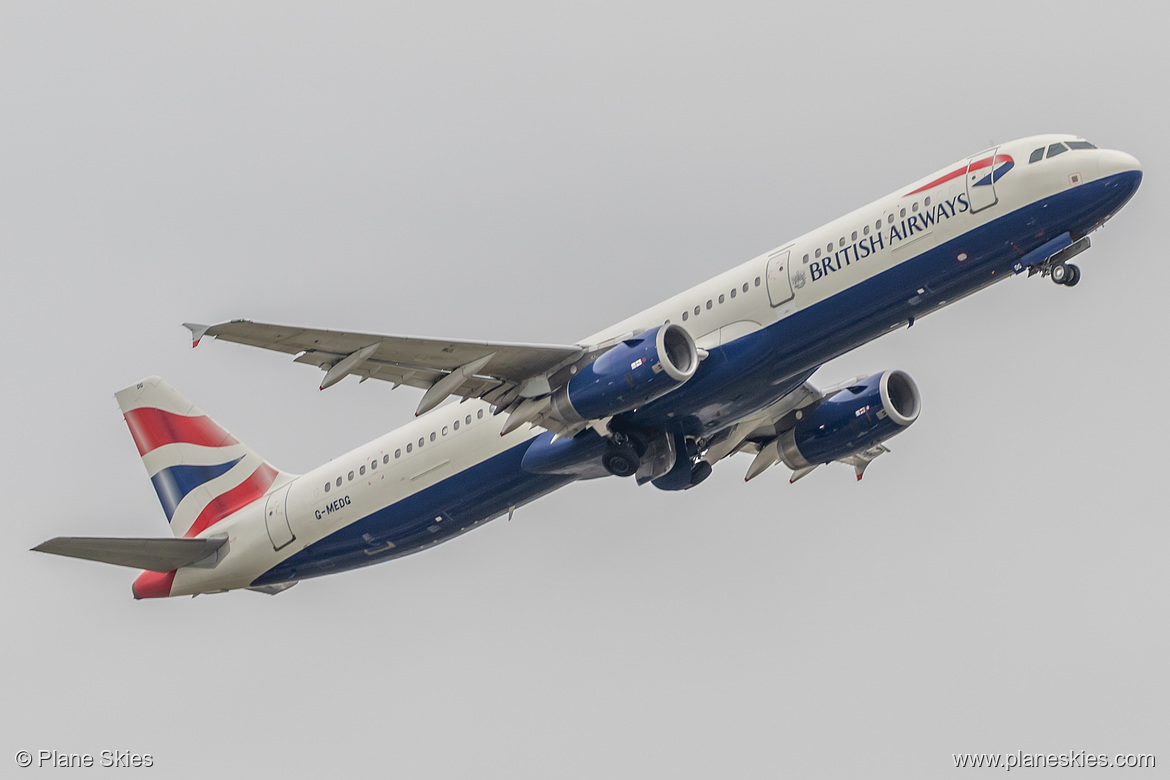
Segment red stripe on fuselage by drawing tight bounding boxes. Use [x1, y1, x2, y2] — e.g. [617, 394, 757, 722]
[904, 156, 997, 196]
[124, 407, 238, 456]
[183, 463, 279, 538]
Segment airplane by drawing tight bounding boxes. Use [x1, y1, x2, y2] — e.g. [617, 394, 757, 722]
[34, 134, 1142, 599]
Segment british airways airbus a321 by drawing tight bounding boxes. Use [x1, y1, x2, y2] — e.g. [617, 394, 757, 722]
[35, 134, 1141, 598]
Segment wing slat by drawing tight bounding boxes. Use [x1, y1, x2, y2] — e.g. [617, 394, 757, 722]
[202, 320, 585, 404]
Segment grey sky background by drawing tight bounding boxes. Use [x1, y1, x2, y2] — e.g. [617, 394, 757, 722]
[3, 2, 1166, 777]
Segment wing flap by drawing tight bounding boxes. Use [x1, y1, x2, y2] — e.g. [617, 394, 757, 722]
[32, 536, 227, 572]
[204, 320, 582, 376]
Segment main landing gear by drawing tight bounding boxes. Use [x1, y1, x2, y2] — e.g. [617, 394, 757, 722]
[1049, 262, 1081, 287]
[600, 429, 712, 489]
[601, 432, 641, 477]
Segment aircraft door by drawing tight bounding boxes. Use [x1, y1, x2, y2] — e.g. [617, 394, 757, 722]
[766, 249, 795, 306]
[965, 147, 999, 213]
[264, 483, 295, 551]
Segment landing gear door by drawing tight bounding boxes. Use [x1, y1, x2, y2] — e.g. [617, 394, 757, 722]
[264, 483, 295, 551]
[966, 147, 999, 214]
[766, 249, 795, 307]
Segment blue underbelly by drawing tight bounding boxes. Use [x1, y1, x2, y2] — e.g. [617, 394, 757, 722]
[252, 440, 572, 586]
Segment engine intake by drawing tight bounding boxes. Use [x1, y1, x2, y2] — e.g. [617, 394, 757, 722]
[552, 325, 698, 422]
[778, 369, 921, 469]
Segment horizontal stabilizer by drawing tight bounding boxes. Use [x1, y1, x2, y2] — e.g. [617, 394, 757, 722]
[32, 536, 227, 572]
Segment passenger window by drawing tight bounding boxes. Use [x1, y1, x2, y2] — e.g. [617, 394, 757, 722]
[477, 409, 484, 419]
[430, 432, 436, 442]
[742, 283, 749, 293]
[924, 196, 931, 207]
[348, 471, 354, 481]
[754, 277, 761, 287]
[911, 202, 918, 212]
[718, 294, 724, 304]
[851, 231, 857, 241]
[360, 465, 366, 476]
[418, 437, 425, 448]
[406, 443, 413, 453]
[815, 248, 821, 258]
[900, 207, 906, 218]
[825, 243, 832, 253]
[863, 225, 870, 236]
[383, 454, 389, 464]
[705, 300, 712, 310]
[803, 253, 809, 263]
[875, 220, 882, 230]
[453, 420, 459, 431]
[682, 311, 689, 321]
[466, 415, 472, 425]
[336, 477, 342, 487]
[442, 426, 448, 436]
[730, 288, 736, 298]
[394, 449, 401, 459]
[1047, 143, 1068, 158]
[694, 306, 700, 316]
[371, 460, 376, 470]
[324, 482, 331, 493]
[1029, 147, 1045, 163]
[887, 214, 895, 224]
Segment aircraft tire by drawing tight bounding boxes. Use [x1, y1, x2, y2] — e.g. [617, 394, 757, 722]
[1051, 263, 1069, 285]
[602, 443, 641, 477]
[1065, 264, 1081, 287]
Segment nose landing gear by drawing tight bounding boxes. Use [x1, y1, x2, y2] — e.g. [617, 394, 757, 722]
[1050, 262, 1081, 287]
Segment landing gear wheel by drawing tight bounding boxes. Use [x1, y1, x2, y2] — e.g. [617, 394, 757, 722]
[1050, 263, 1069, 285]
[602, 443, 641, 477]
[1064, 263, 1081, 287]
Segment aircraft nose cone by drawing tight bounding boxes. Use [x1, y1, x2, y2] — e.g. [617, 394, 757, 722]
[1092, 149, 1142, 218]
[1098, 149, 1142, 178]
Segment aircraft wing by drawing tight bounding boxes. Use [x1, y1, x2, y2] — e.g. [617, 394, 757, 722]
[187, 320, 585, 416]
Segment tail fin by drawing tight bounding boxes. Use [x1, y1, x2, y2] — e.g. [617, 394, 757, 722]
[115, 376, 291, 538]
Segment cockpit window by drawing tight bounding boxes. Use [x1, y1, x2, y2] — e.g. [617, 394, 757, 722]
[1029, 147, 1044, 163]
[1067, 140, 1097, 150]
[1047, 143, 1069, 158]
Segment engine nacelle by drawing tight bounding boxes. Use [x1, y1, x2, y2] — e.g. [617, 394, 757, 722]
[778, 370, 921, 469]
[552, 324, 699, 422]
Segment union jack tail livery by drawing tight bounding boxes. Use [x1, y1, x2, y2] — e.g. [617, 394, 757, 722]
[115, 376, 291, 539]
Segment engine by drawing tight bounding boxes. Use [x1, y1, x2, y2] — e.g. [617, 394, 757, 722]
[551, 324, 699, 422]
[777, 370, 921, 469]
